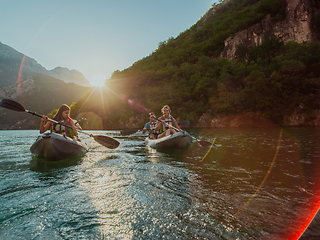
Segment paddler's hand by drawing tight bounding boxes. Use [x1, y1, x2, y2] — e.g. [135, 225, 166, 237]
[41, 115, 47, 123]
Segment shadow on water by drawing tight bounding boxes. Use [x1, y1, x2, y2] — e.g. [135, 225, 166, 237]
[146, 147, 189, 162]
[29, 155, 84, 172]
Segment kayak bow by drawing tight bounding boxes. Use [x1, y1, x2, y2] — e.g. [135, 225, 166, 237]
[145, 131, 192, 149]
[30, 132, 88, 161]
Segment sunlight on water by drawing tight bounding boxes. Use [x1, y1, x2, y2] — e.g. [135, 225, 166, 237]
[0, 129, 320, 239]
[145, 146, 161, 163]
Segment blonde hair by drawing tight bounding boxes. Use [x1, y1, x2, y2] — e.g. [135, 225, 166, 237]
[161, 105, 171, 114]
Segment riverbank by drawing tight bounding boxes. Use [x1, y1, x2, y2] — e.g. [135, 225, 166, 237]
[195, 111, 320, 128]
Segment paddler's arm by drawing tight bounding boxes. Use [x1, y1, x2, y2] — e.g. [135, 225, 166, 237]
[154, 120, 162, 131]
[142, 122, 149, 134]
[172, 118, 182, 131]
[40, 115, 52, 134]
[74, 121, 82, 130]
[70, 119, 78, 137]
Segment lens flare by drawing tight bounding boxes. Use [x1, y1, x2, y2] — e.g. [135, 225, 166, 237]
[227, 129, 283, 222]
[200, 138, 216, 162]
[17, 55, 26, 103]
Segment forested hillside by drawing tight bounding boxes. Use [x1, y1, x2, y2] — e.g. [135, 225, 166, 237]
[71, 0, 320, 128]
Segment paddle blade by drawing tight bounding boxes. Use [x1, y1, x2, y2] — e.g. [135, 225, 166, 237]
[93, 135, 120, 149]
[198, 140, 213, 147]
[198, 137, 216, 147]
[120, 129, 140, 136]
[0, 99, 25, 112]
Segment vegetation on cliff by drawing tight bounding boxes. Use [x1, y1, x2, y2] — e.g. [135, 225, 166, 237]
[70, 0, 320, 128]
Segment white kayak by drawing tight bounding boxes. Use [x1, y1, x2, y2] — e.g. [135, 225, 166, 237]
[30, 132, 88, 161]
[145, 131, 192, 149]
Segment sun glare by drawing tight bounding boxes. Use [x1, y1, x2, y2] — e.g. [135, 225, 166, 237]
[90, 75, 107, 87]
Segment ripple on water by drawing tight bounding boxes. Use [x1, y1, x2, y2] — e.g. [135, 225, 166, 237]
[1, 129, 320, 239]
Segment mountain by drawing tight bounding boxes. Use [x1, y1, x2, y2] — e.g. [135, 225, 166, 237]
[70, 0, 320, 128]
[0, 41, 91, 87]
[0, 73, 93, 129]
[49, 67, 91, 87]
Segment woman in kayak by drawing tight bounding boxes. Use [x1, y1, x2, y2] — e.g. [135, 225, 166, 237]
[142, 112, 159, 139]
[40, 104, 79, 138]
[155, 105, 182, 138]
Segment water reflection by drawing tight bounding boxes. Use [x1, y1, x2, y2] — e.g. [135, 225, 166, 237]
[145, 146, 160, 163]
[30, 156, 83, 172]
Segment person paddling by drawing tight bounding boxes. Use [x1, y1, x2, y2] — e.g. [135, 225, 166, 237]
[155, 105, 182, 138]
[142, 112, 159, 139]
[40, 104, 79, 139]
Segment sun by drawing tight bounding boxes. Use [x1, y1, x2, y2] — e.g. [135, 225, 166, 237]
[90, 75, 107, 87]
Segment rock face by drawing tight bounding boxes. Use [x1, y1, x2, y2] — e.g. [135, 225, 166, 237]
[283, 110, 320, 127]
[219, 0, 320, 59]
[194, 111, 320, 128]
[200, 113, 278, 128]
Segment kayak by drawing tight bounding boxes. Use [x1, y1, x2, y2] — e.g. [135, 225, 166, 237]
[30, 132, 88, 161]
[145, 131, 192, 149]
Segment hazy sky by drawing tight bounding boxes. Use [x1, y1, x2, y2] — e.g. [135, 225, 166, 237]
[1, 1, 217, 86]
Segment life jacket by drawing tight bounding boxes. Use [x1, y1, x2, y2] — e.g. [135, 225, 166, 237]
[148, 120, 159, 135]
[51, 118, 74, 138]
[161, 115, 173, 131]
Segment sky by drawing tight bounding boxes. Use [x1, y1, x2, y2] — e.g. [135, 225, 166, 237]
[1, 0, 218, 86]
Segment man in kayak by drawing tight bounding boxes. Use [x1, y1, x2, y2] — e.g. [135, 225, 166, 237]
[40, 104, 79, 139]
[142, 112, 159, 139]
[155, 105, 182, 139]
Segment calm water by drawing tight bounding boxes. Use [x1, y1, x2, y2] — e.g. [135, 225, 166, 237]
[1, 128, 320, 239]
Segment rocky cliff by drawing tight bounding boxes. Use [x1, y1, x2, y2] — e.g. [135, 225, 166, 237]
[219, 0, 320, 59]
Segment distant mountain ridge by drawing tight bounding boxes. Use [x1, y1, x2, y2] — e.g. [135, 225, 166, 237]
[0, 73, 93, 129]
[0, 41, 91, 87]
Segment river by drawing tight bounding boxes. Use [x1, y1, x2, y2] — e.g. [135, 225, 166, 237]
[0, 128, 319, 239]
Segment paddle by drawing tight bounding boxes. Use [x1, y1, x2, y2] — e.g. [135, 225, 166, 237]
[150, 115, 212, 147]
[120, 120, 190, 136]
[0, 99, 120, 149]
